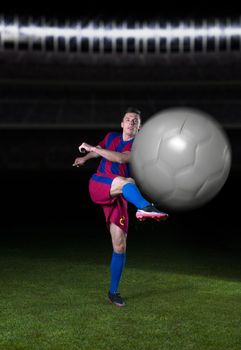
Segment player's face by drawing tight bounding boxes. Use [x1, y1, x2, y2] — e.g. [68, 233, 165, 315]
[121, 113, 141, 137]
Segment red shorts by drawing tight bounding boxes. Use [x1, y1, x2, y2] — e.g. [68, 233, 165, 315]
[89, 175, 129, 234]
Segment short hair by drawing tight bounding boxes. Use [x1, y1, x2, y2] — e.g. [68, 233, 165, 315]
[124, 107, 141, 116]
[123, 107, 142, 123]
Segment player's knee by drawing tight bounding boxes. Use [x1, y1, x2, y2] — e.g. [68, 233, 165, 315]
[111, 177, 126, 196]
[112, 237, 126, 253]
[117, 176, 135, 185]
[113, 243, 126, 253]
[120, 177, 135, 191]
[111, 176, 135, 196]
[126, 177, 135, 184]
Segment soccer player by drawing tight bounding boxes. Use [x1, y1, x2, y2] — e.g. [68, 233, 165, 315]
[73, 107, 168, 307]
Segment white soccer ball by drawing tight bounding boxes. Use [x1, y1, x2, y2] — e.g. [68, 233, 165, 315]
[130, 108, 232, 211]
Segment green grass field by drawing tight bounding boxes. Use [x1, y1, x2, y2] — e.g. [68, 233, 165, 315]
[0, 225, 241, 350]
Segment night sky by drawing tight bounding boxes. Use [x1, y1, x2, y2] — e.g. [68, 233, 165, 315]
[1, 3, 240, 20]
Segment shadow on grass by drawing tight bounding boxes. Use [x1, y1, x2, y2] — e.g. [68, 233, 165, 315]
[124, 285, 196, 302]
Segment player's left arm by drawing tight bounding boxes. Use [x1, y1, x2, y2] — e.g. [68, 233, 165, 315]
[79, 142, 130, 163]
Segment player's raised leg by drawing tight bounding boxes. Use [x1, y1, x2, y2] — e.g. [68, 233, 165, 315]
[110, 176, 168, 221]
[108, 222, 127, 307]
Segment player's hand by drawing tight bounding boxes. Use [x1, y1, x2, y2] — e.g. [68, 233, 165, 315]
[79, 143, 94, 153]
[72, 157, 86, 167]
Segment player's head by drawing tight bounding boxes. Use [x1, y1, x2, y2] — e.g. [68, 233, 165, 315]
[121, 107, 141, 138]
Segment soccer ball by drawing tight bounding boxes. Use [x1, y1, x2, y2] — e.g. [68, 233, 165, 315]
[130, 108, 232, 211]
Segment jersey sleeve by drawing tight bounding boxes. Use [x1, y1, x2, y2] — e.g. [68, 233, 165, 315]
[97, 132, 111, 149]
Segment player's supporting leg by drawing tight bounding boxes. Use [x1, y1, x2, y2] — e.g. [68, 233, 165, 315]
[108, 222, 127, 307]
[110, 177, 168, 220]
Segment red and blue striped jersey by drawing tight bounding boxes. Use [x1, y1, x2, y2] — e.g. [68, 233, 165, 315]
[93, 132, 134, 181]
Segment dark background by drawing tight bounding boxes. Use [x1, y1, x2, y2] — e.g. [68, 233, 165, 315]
[0, 4, 240, 248]
[1, 2, 240, 20]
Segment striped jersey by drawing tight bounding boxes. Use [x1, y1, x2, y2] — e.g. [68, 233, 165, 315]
[92, 132, 134, 181]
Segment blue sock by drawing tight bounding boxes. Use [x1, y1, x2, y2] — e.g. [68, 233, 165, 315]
[122, 183, 150, 209]
[109, 252, 126, 294]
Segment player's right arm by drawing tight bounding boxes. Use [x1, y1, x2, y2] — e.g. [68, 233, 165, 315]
[72, 146, 101, 167]
[73, 132, 110, 167]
